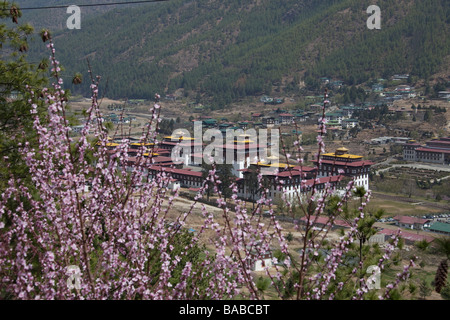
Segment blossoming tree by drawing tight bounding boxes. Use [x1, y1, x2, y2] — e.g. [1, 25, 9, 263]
[0, 14, 417, 300]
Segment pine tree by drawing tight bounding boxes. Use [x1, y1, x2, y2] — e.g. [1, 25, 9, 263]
[0, 2, 48, 189]
[419, 279, 432, 300]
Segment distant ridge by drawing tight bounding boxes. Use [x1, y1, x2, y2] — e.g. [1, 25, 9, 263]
[22, 0, 449, 106]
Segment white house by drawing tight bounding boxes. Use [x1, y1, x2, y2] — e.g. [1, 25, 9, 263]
[249, 249, 273, 272]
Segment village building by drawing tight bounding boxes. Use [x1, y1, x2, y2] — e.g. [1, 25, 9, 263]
[278, 113, 295, 125]
[378, 228, 435, 245]
[403, 137, 450, 165]
[262, 116, 278, 128]
[248, 248, 273, 272]
[428, 222, 450, 236]
[393, 215, 431, 230]
[341, 119, 359, 129]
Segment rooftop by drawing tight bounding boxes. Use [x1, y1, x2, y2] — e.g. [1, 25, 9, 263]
[322, 153, 363, 160]
[378, 228, 434, 243]
[393, 215, 430, 225]
[279, 113, 294, 117]
[315, 159, 374, 167]
[254, 162, 295, 168]
[322, 147, 363, 159]
[416, 147, 450, 154]
[428, 222, 450, 233]
[164, 136, 196, 141]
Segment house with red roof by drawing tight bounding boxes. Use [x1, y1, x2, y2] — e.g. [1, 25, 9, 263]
[378, 228, 435, 245]
[312, 147, 373, 191]
[402, 137, 450, 165]
[393, 215, 431, 230]
[278, 113, 295, 125]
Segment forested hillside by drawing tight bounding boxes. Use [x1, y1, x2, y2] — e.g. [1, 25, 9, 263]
[22, 0, 450, 107]
[15, 0, 143, 29]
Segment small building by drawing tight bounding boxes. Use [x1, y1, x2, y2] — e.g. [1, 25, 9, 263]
[262, 116, 277, 127]
[278, 113, 295, 125]
[342, 119, 359, 129]
[320, 77, 330, 84]
[168, 179, 180, 192]
[294, 113, 307, 122]
[238, 122, 249, 130]
[378, 228, 434, 245]
[372, 83, 384, 92]
[428, 222, 450, 236]
[273, 98, 285, 105]
[202, 118, 217, 128]
[251, 112, 264, 119]
[260, 96, 273, 104]
[248, 248, 273, 272]
[326, 120, 342, 130]
[324, 112, 344, 124]
[393, 215, 431, 230]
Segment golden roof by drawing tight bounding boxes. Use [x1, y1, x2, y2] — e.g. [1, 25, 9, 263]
[164, 136, 195, 141]
[322, 152, 363, 159]
[130, 142, 155, 146]
[105, 142, 120, 147]
[255, 162, 295, 168]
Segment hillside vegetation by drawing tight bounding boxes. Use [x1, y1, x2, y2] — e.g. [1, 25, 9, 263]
[23, 0, 450, 107]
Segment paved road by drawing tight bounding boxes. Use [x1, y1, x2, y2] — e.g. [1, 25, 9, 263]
[375, 162, 450, 174]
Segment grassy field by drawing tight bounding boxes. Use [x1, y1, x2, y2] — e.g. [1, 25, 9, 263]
[365, 196, 445, 217]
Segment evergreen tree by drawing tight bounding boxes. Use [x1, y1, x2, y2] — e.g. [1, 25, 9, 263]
[0, 2, 48, 189]
[419, 279, 432, 300]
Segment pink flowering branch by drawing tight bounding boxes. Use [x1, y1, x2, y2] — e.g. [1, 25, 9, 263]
[0, 34, 418, 300]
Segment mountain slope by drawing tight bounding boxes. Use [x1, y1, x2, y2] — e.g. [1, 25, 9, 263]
[25, 0, 450, 106]
[16, 0, 144, 30]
